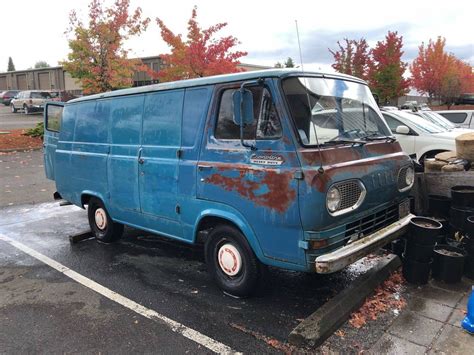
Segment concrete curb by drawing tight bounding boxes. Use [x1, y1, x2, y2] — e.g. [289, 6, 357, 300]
[288, 254, 402, 348]
[0, 147, 42, 153]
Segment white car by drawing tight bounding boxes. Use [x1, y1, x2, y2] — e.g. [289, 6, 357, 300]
[413, 111, 472, 133]
[436, 110, 474, 129]
[381, 110, 466, 162]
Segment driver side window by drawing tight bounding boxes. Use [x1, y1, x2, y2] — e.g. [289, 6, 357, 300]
[214, 86, 282, 140]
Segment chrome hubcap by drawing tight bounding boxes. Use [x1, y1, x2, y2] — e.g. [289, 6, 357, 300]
[218, 243, 242, 276]
[94, 208, 107, 230]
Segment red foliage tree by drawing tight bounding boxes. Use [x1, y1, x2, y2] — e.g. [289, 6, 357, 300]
[62, 0, 150, 94]
[368, 31, 409, 103]
[410, 37, 450, 101]
[411, 37, 474, 104]
[329, 38, 372, 80]
[155, 6, 247, 82]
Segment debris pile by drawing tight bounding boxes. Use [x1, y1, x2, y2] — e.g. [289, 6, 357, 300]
[349, 271, 406, 329]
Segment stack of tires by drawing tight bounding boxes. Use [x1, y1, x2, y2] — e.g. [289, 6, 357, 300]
[449, 186, 474, 237]
[449, 186, 474, 281]
[403, 217, 442, 284]
[463, 216, 474, 280]
[428, 194, 451, 245]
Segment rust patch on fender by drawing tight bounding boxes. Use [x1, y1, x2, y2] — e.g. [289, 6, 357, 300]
[301, 146, 363, 166]
[304, 153, 408, 192]
[206, 167, 297, 213]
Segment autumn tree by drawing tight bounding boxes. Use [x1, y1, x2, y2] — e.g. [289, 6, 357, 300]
[34, 61, 50, 69]
[368, 31, 409, 103]
[329, 38, 372, 80]
[155, 6, 247, 82]
[410, 37, 474, 105]
[7, 57, 15, 71]
[62, 0, 150, 94]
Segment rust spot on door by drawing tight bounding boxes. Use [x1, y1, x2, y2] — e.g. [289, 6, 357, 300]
[205, 166, 297, 213]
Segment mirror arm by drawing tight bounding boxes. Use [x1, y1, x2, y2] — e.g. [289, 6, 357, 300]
[238, 79, 263, 151]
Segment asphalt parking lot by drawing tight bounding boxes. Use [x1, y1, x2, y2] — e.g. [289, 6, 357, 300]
[0, 145, 377, 352]
[0, 202, 377, 353]
[0, 104, 43, 130]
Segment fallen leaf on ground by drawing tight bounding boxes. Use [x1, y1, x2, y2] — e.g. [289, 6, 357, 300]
[349, 270, 406, 329]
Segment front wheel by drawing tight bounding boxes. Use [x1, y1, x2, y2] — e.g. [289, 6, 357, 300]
[205, 225, 261, 297]
[87, 198, 124, 243]
[11, 104, 17, 113]
[23, 105, 29, 115]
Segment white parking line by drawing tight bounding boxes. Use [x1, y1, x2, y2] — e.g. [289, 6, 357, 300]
[0, 234, 239, 354]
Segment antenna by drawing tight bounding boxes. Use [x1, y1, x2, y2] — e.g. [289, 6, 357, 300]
[295, 20, 324, 174]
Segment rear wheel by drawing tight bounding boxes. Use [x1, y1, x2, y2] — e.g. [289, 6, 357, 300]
[87, 197, 123, 243]
[205, 225, 260, 297]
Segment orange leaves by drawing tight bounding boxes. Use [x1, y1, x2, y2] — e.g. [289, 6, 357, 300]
[155, 6, 247, 83]
[62, 0, 150, 94]
[368, 31, 410, 103]
[410, 37, 474, 103]
[329, 32, 409, 102]
[349, 271, 406, 329]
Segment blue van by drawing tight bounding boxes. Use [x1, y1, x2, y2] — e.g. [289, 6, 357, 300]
[43, 70, 414, 296]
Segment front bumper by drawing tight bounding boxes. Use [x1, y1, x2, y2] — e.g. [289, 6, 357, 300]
[315, 213, 414, 273]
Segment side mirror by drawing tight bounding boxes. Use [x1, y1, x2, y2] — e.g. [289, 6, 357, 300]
[373, 93, 380, 106]
[396, 125, 410, 135]
[232, 89, 254, 126]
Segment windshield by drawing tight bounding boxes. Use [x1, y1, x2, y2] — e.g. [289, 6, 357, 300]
[420, 111, 456, 130]
[282, 77, 391, 146]
[392, 111, 445, 133]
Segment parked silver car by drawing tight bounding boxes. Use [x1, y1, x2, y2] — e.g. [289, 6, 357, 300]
[10, 90, 52, 114]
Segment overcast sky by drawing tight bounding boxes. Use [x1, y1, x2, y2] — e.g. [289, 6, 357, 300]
[1, 0, 473, 73]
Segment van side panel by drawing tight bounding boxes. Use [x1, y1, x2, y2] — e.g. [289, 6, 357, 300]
[139, 90, 184, 237]
[107, 95, 144, 213]
[55, 104, 78, 205]
[178, 86, 213, 241]
[71, 101, 110, 205]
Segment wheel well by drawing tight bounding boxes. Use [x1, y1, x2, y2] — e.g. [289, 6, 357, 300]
[81, 194, 95, 208]
[195, 216, 242, 244]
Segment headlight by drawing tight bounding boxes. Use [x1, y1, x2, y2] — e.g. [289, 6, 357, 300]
[405, 166, 414, 187]
[327, 187, 341, 212]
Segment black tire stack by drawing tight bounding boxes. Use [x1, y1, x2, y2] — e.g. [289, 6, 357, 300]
[463, 216, 474, 279]
[403, 217, 442, 284]
[448, 186, 474, 281]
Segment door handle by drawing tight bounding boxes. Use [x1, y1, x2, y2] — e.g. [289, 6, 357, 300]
[198, 164, 213, 171]
[138, 148, 144, 164]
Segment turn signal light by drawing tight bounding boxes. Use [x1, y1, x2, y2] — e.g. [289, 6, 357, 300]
[309, 239, 329, 249]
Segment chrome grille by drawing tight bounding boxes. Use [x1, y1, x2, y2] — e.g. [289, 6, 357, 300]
[333, 180, 364, 212]
[345, 203, 399, 241]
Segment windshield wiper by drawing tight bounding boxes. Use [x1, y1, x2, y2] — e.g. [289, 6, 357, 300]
[361, 133, 396, 143]
[324, 138, 367, 146]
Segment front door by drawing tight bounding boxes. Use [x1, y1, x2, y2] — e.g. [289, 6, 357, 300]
[139, 90, 184, 237]
[43, 102, 64, 180]
[197, 81, 304, 264]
